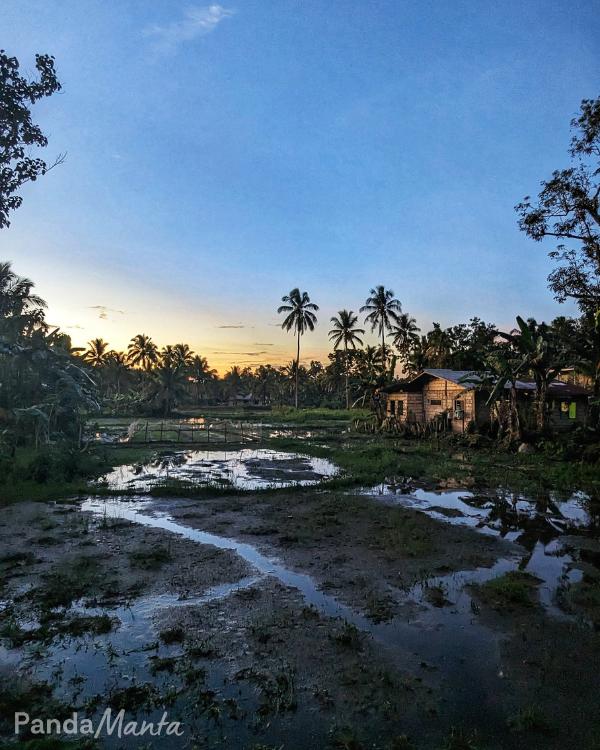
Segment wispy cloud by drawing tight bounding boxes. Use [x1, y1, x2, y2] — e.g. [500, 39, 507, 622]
[89, 305, 125, 321]
[144, 5, 235, 54]
[216, 324, 245, 329]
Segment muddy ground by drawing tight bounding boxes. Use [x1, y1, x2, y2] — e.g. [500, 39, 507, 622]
[160, 489, 514, 620]
[1, 486, 600, 749]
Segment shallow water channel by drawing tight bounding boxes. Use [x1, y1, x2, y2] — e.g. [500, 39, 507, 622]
[4, 450, 600, 747]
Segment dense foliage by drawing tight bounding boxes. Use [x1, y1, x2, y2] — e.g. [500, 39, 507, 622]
[0, 50, 63, 228]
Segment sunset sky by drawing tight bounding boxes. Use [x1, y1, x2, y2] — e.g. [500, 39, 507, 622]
[2, 0, 598, 373]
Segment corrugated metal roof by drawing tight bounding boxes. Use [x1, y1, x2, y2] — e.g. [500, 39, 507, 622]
[422, 369, 481, 385]
[386, 369, 592, 397]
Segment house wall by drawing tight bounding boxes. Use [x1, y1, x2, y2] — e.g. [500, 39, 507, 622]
[422, 380, 475, 433]
[547, 396, 589, 430]
[386, 377, 476, 432]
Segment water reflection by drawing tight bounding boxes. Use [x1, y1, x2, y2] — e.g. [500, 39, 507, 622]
[98, 448, 339, 492]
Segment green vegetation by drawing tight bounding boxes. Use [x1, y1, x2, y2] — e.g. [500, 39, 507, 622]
[561, 571, 600, 626]
[0, 444, 154, 504]
[475, 571, 542, 608]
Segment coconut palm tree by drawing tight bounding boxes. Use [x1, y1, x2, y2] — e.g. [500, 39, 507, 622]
[360, 286, 402, 366]
[0, 261, 46, 324]
[127, 334, 158, 371]
[172, 343, 194, 369]
[160, 345, 176, 368]
[189, 355, 217, 404]
[255, 364, 278, 405]
[328, 309, 364, 409]
[403, 335, 429, 376]
[105, 351, 129, 396]
[425, 323, 453, 367]
[83, 338, 110, 368]
[278, 288, 319, 408]
[390, 313, 420, 355]
[149, 363, 188, 417]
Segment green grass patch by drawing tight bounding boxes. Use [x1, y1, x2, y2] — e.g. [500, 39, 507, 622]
[0, 444, 156, 505]
[475, 570, 542, 608]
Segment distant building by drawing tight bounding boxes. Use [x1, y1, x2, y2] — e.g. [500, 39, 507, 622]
[227, 393, 261, 407]
[383, 368, 591, 433]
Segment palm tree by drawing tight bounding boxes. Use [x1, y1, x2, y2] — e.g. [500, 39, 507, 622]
[255, 364, 278, 405]
[360, 286, 402, 366]
[328, 309, 364, 409]
[425, 323, 453, 367]
[172, 343, 194, 369]
[189, 355, 217, 405]
[278, 288, 319, 408]
[353, 345, 386, 410]
[0, 261, 47, 341]
[404, 335, 429, 376]
[390, 313, 420, 355]
[499, 317, 565, 432]
[83, 338, 110, 368]
[160, 345, 176, 368]
[127, 334, 158, 371]
[105, 351, 129, 396]
[149, 363, 187, 417]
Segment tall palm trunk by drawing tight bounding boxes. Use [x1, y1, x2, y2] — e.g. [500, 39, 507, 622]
[344, 341, 349, 410]
[295, 329, 300, 409]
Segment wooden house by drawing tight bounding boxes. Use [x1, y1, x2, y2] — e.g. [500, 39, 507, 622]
[383, 368, 591, 433]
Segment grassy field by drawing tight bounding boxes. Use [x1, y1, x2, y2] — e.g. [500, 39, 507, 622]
[3, 407, 599, 505]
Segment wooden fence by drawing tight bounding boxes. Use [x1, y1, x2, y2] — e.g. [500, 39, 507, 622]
[123, 419, 265, 445]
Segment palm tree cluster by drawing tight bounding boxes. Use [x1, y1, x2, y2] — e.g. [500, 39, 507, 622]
[3, 263, 597, 437]
[0, 262, 97, 447]
[80, 335, 218, 417]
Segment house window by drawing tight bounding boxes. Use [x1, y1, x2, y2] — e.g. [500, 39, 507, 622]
[569, 402, 577, 419]
[390, 400, 396, 415]
[398, 400, 404, 416]
[430, 399, 442, 406]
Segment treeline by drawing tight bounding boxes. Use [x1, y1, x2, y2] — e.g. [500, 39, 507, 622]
[1, 254, 598, 451]
[1, 48, 599, 448]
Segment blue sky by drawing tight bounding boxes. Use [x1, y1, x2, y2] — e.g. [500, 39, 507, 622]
[2, 0, 598, 371]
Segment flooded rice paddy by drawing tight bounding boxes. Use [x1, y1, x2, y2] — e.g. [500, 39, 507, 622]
[2, 448, 600, 748]
[98, 448, 339, 491]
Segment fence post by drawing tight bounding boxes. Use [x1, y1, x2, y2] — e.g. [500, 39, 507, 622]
[177, 424, 181, 443]
[207, 424, 210, 445]
[240, 421, 244, 443]
[160, 422, 164, 442]
[224, 423, 227, 444]
[145, 421, 148, 443]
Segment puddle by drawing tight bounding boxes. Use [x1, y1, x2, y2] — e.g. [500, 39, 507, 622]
[4, 490, 595, 747]
[98, 448, 339, 492]
[79, 496, 584, 653]
[75, 497, 552, 734]
[360, 484, 596, 536]
[359, 483, 599, 621]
